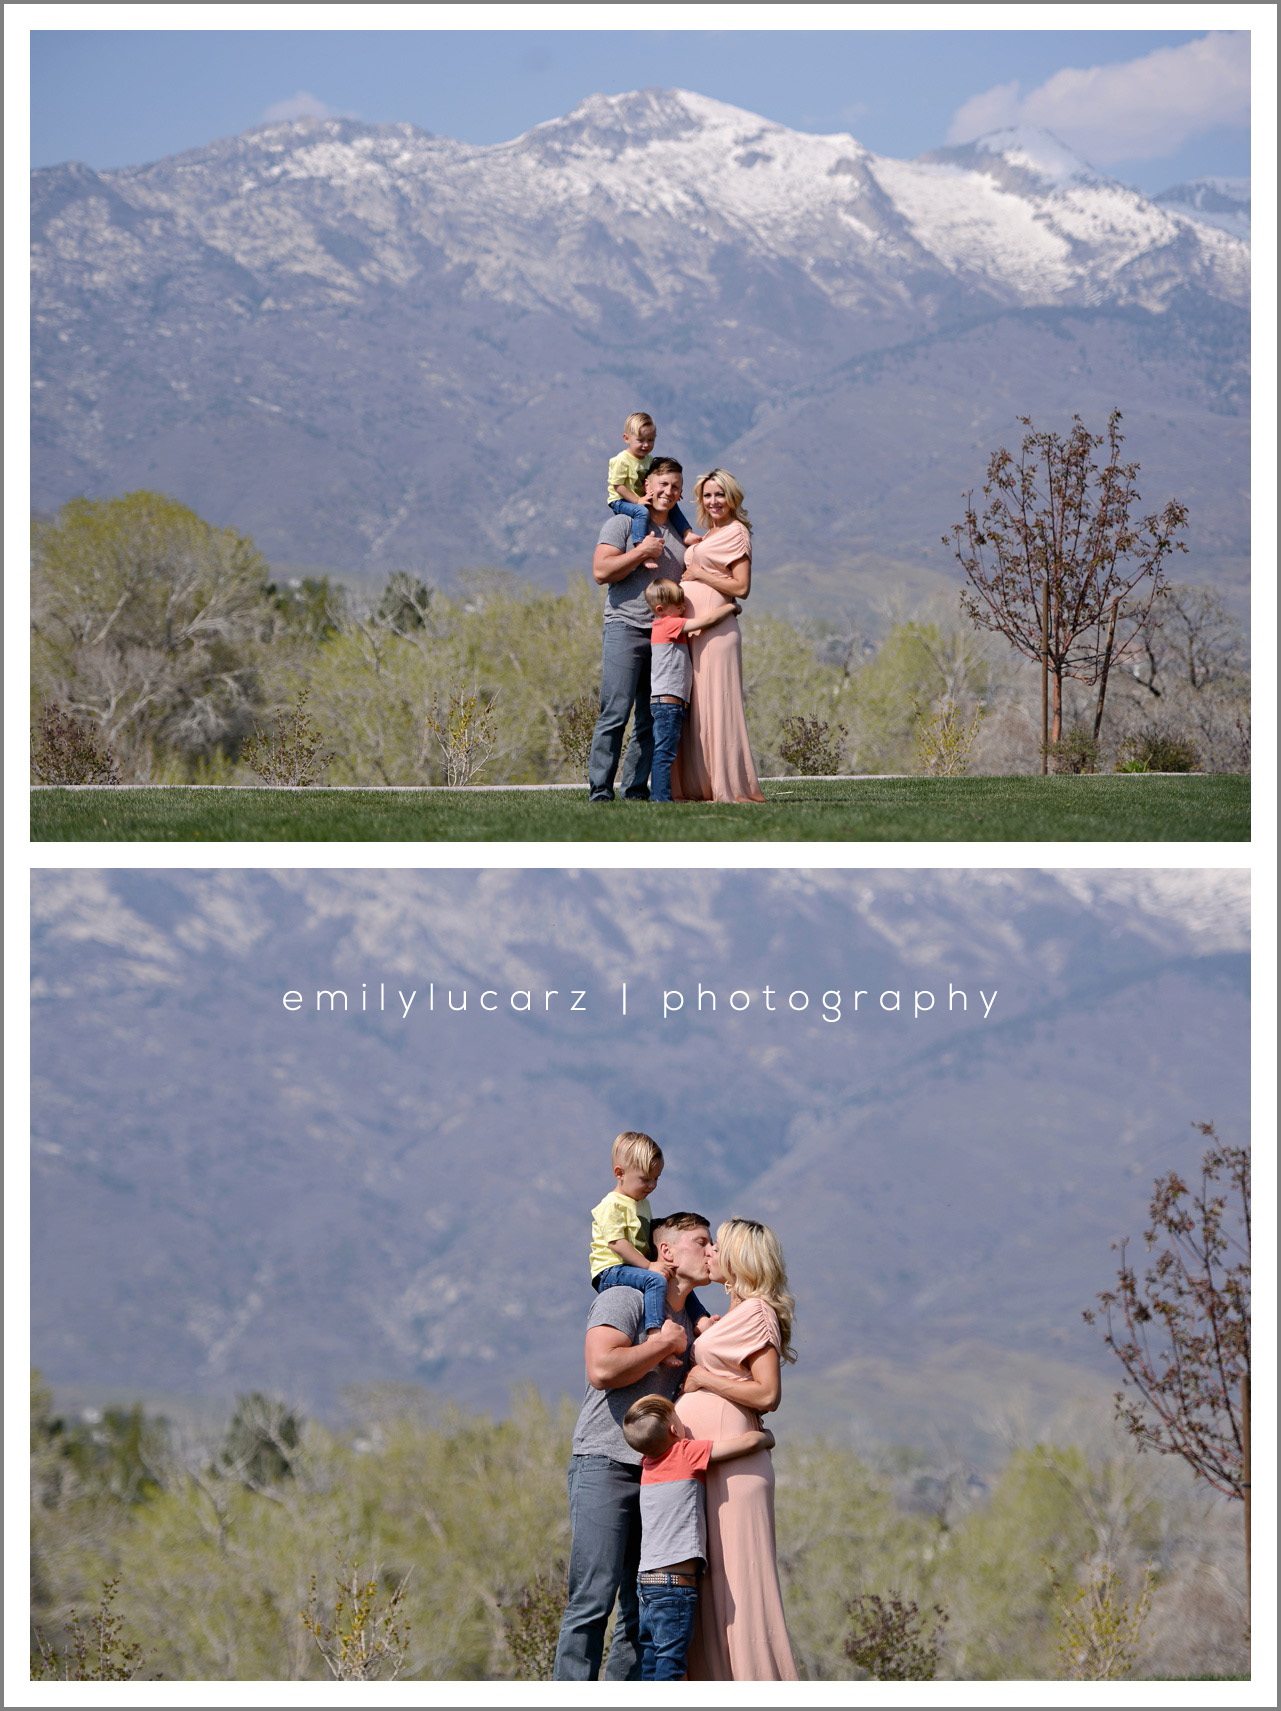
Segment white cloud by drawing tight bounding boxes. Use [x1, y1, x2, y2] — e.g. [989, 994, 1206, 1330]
[947, 32, 1249, 164]
[262, 91, 347, 124]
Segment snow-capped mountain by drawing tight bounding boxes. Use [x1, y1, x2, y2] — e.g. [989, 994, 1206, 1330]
[31, 91, 1250, 605]
[1154, 176, 1251, 241]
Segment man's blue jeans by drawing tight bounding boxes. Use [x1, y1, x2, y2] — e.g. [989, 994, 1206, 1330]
[638, 1581, 700, 1679]
[552, 1455, 643, 1679]
[588, 623, 653, 801]
[610, 498, 692, 546]
[649, 700, 687, 803]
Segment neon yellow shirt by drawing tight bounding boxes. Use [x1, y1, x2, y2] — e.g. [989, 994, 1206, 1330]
[607, 449, 653, 507]
[590, 1189, 653, 1277]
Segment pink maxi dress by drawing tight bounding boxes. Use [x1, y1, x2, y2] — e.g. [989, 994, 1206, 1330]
[674, 1298, 798, 1680]
[670, 522, 765, 804]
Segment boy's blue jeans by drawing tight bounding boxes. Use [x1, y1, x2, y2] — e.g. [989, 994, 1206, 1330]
[649, 700, 687, 803]
[610, 498, 693, 546]
[593, 1264, 670, 1333]
[593, 1266, 710, 1331]
[638, 1581, 700, 1679]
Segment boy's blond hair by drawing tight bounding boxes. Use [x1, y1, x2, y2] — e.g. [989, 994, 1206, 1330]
[612, 1131, 663, 1176]
[622, 1393, 676, 1456]
[624, 411, 656, 436]
[644, 579, 684, 615]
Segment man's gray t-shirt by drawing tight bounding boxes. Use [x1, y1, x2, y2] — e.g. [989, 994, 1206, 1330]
[598, 513, 687, 631]
[571, 1288, 696, 1464]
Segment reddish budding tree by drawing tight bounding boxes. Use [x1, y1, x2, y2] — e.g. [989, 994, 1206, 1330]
[949, 410, 1188, 771]
[1084, 1127, 1250, 1576]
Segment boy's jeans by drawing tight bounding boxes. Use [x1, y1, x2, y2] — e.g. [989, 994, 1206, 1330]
[638, 1581, 700, 1679]
[593, 1264, 669, 1333]
[649, 699, 687, 803]
[593, 1265, 710, 1331]
[610, 498, 693, 546]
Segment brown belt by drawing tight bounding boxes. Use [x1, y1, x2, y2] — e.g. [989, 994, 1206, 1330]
[638, 1570, 700, 1588]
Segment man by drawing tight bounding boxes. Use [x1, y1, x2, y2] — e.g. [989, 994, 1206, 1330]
[551, 1211, 715, 1680]
[587, 456, 688, 802]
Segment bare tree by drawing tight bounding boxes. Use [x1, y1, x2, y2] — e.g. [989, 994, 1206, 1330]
[948, 411, 1188, 769]
[1084, 1126, 1249, 1503]
[1127, 583, 1247, 701]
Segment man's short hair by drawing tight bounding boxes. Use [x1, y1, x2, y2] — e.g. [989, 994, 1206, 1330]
[612, 1131, 663, 1176]
[651, 1211, 710, 1247]
[622, 1393, 676, 1456]
[646, 456, 683, 481]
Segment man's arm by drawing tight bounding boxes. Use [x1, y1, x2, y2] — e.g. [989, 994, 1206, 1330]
[592, 536, 665, 587]
[584, 1320, 686, 1390]
[707, 1427, 774, 1464]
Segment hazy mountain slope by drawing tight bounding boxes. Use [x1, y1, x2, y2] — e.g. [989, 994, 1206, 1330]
[31, 93, 1249, 604]
[31, 872, 1248, 1445]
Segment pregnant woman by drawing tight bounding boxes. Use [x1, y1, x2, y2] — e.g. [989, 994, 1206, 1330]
[670, 470, 766, 804]
[675, 1218, 798, 1680]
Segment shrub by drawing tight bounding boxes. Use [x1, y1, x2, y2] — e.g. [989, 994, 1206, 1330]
[240, 690, 328, 786]
[31, 1578, 146, 1680]
[1116, 726, 1200, 774]
[778, 714, 848, 776]
[301, 1558, 411, 1682]
[843, 1591, 948, 1680]
[551, 691, 599, 775]
[502, 1562, 567, 1679]
[31, 703, 120, 785]
[1051, 1559, 1153, 1680]
[916, 699, 984, 777]
[425, 690, 498, 786]
[1045, 727, 1101, 775]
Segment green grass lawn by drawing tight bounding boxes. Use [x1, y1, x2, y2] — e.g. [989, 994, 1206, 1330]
[31, 775, 1249, 842]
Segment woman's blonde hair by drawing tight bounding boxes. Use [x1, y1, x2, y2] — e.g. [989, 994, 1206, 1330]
[694, 469, 752, 534]
[716, 1218, 796, 1363]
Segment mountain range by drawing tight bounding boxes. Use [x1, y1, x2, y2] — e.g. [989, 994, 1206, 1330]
[30, 870, 1249, 1459]
[31, 91, 1250, 621]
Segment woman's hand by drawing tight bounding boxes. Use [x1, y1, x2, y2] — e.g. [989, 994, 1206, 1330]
[681, 556, 750, 599]
[681, 1366, 708, 1392]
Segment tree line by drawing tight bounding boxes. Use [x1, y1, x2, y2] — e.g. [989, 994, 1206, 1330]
[30, 461, 1248, 788]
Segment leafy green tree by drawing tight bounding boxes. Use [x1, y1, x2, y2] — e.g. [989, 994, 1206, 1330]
[741, 616, 850, 775]
[221, 1394, 303, 1487]
[267, 576, 347, 644]
[32, 492, 276, 774]
[375, 571, 432, 634]
[850, 620, 990, 774]
[946, 1448, 1096, 1677]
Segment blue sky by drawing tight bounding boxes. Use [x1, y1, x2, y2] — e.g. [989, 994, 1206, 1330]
[30, 27, 1251, 191]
